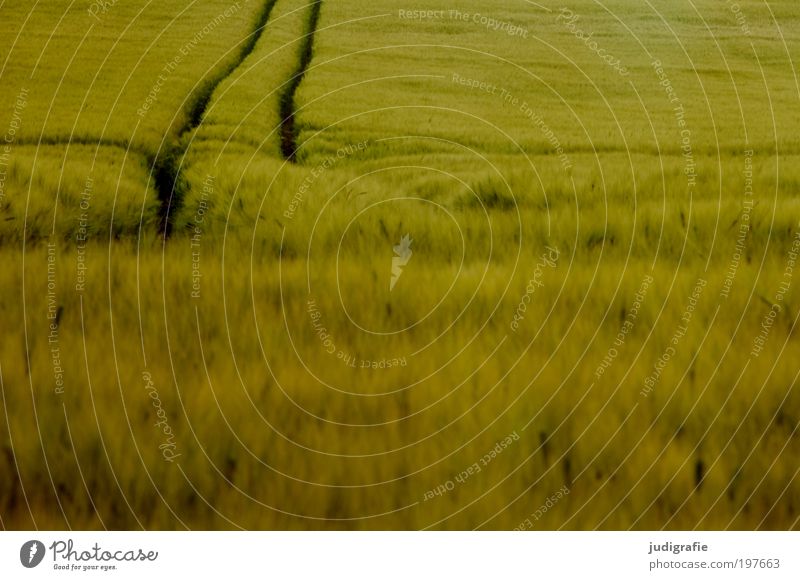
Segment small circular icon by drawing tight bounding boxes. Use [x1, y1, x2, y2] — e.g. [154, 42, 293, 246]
[20, 540, 46, 568]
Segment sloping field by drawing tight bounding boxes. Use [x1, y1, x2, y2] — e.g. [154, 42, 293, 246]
[1, 0, 799, 530]
[0, 0, 266, 239]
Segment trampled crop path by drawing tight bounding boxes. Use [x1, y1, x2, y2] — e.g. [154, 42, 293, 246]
[279, 0, 323, 161]
[153, 0, 280, 236]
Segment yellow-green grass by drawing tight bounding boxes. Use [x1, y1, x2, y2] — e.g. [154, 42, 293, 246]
[0, 0, 267, 238]
[295, 0, 800, 164]
[174, 151, 800, 261]
[187, 0, 317, 158]
[1, 0, 800, 530]
[0, 144, 159, 242]
[0, 0, 264, 151]
[1, 237, 798, 529]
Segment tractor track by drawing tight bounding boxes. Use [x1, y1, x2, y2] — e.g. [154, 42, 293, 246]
[9, 1, 280, 240]
[153, 0, 279, 237]
[15, 0, 322, 239]
[278, 0, 323, 162]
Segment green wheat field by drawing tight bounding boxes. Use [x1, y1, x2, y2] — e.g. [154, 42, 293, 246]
[1, 0, 799, 530]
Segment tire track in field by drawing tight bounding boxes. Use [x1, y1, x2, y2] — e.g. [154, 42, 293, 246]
[278, 0, 323, 161]
[153, 0, 279, 236]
